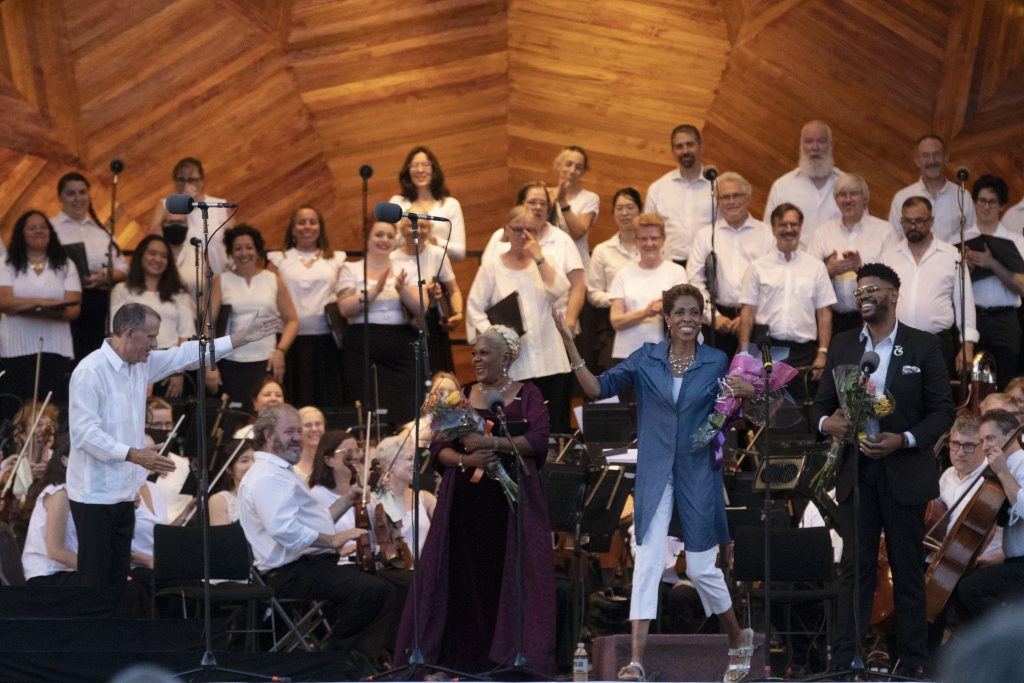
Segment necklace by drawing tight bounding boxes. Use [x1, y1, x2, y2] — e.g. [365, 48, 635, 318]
[668, 348, 695, 376]
[478, 377, 513, 395]
[29, 261, 45, 275]
[297, 250, 321, 268]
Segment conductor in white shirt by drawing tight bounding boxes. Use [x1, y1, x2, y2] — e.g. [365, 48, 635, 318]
[238, 403, 393, 662]
[67, 303, 279, 587]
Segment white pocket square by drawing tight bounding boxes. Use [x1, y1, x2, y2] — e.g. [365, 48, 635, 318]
[902, 365, 921, 375]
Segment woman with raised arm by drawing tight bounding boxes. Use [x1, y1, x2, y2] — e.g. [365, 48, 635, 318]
[267, 205, 347, 407]
[110, 234, 195, 398]
[556, 283, 757, 683]
[388, 146, 467, 261]
[548, 145, 600, 266]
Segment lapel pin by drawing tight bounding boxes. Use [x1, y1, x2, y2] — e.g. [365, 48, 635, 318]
[894, 345, 904, 357]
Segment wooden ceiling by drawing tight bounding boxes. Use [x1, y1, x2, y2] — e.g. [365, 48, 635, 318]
[2, 0, 1023, 257]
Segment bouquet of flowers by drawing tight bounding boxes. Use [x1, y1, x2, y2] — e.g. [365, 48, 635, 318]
[810, 364, 895, 499]
[422, 389, 519, 507]
[692, 353, 800, 468]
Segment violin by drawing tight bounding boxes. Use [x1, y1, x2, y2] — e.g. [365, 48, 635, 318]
[351, 411, 377, 573]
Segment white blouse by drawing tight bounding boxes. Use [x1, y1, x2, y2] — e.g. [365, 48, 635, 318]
[339, 260, 408, 326]
[387, 195, 467, 261]
[0, 261, 81, 358]
[22, 484, 78, 580]
[132, 481, 168, 564]
[268, 249, 347, 336]
[109, 285, 196, 348]
[219, 270, 279, 362]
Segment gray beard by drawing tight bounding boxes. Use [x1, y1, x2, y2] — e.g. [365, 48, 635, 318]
[273, 436, 302, 464]
[799, 151, 834, 179]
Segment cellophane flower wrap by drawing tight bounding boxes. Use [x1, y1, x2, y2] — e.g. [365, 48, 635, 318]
[810, 365, 896, 502]
[692, 353, 800, 468]
[423, 389, 518, 507]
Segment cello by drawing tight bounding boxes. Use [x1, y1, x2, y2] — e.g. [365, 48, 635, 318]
[921, 422, 1021, 622]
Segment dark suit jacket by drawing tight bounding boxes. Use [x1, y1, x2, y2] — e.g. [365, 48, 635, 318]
[813, 322, 954, 506]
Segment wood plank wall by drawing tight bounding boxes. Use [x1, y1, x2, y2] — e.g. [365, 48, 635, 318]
[1, 0, 1023, 388]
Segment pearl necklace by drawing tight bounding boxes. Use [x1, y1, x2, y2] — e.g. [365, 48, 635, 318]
[668, 348, 695, 376]
[478, 377, 513, 395]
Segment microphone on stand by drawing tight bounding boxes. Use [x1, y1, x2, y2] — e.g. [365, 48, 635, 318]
[754, 330, 773, 372]
[702, 165, 719, 182]
[955, 166, 970, 183]
[484, 389, 506, 416]
[166, 194, 238, 215]
[359, 164, 374, 180]
[110, 159, 125, 178]
[374, 202, 452, 224]
[859, 351, 880, 376]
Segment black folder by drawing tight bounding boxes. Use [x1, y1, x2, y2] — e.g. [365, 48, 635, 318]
[956, 234, 1024, 281]
[485, 292, 525, 336]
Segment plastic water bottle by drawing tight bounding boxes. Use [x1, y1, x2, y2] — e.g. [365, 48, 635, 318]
[573, 642, 590, 682]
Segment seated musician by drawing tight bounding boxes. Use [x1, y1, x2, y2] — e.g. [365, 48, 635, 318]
[21, 454, 79, 586]
[978, 392, 1023, 423]
[954, 409, 1024, 621]
[237, 404, 393, 665]
[0, 400, 58, 544]
[145, 397, 192, 524]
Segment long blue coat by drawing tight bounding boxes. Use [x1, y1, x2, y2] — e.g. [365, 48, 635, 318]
[598, 340, 729, 552]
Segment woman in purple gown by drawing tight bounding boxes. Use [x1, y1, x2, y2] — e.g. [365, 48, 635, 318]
[394, 325, 555, 675]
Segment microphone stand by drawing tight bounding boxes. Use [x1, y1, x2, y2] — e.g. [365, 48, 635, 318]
[707, 175, 719, 348]
[956, 172, 969, 402]
[361, 167, 373, 440]
[104, 167, 119, 336]
[756, 343, 774, 678]
[175, 207, 271, 682]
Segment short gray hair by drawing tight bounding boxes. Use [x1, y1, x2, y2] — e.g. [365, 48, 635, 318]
[716, 171, 751, 196]
[251, 403, 298, 448]
[112, 303, 160, 336]
[833, 173, 870, 201]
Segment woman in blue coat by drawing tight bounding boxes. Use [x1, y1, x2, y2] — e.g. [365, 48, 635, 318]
[557, 283, 756, 683]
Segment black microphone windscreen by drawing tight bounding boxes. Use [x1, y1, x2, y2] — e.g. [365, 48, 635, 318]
[483, 389, 505, 414]
[166, 194, 195, 215]
[860, 351, 880, 374]
[955, 165, 970, 182]
[359, 164, 374, 179]
[110, 159, 125, 174]
[189, 237, 202, 247]
[703, 165, 719, 182]
[374, 202, 403, 223]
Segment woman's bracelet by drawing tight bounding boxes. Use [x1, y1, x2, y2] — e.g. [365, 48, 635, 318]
[457, 453, 466, 472]
[570, 358, 586, 371]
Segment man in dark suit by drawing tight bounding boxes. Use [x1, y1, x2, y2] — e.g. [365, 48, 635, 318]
[815, 262, 954, 676]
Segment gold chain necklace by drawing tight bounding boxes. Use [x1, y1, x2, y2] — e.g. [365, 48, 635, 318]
[29, 261, 46, 275]
[297, 250, 321, 268]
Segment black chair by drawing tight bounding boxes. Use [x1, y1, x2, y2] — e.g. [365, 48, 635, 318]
[733, 525, 837, 673]
[0, 522, 25, 586]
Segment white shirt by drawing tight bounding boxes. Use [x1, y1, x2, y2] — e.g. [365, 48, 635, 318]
[338, 260, 408, 326]
[562, 189, 601, 267]
[109, 285, 196, 348]
[608, 261, 687, 358]
[587, 234, 638, 308]
[1003, 199, 1024, 235]
[763, 168, 843, 246]
[220, 270, 279, 362]
[0, 261, 81, 358]
[51, 211, 129, 278]
[387, 195, 467, 261]
[390, 244, 457, 317]
[937, 463, 1003, 562]
[161, 195, 230, 276]
[268, 249, 347, 336]
[687, 215, 775, 321]
[1001, 449, 1024, 558]
[644, 168, 714, 261]
[806, 215, 900, 312]
[882, 238, 978, 341]
[131, 481, 168, 564]
[309, 485, 356, 534]
[480, 223, 583, 315]
[153, 453, 193, 523]
[21, 484, 78, 580]
[961, 223, 1024, 308]
[466, 258, 571, 380]
[68, 335, 236, 504]
[740, 249, 836, 343]
[889, 179, 976, 245]
[238, 451, 335, 573]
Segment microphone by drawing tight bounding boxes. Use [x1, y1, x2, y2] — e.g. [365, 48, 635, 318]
[860, 351, 880, 375]
[374, 201, 452, 224]
[110, 159, 125, 175]
[166, 194, 238, 214]
[755, 332, 772, 371]
[359, 164, 374, 180]
[483, 389, 506, 415]
[955, 166, 970, 183]
[702, 165, 719, 182]
[189, 237, 202, 247]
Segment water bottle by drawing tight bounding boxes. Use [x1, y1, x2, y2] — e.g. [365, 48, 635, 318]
[573, 642, 590, 682]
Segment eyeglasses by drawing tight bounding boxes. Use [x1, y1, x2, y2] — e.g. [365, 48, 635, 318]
[174, 176, 203, 185]
[148, 421, 174, 430]
[853, 284, 895, 298]
[948, 441, 979, 454]
[334, 447, 362, 458]
[900, 217, 932, 227]
[408, 162, 433, 170]
[524, 199, 548, 208]
[719, 193, 747, 202]
[975, 198, 1001, 207]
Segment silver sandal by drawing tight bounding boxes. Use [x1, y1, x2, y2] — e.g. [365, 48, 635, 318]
[723, 627, 756, 683]
[618, 660, 648, 681]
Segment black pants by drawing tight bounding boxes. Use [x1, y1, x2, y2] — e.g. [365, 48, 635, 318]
[69, 500, 135, 587]
[976, 306, 1021, 389]
[343, 324, 421, 428]
[0, 352, 71, 422]
[954, 556, 1024, 623]
[71, 288, 110, 362]
[285, 334, 345, 409]
[264, 554, 394, 660]
[531, 372, 572, 435]
[834, 457, 928, 670]
[704, 304, 742, 359]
